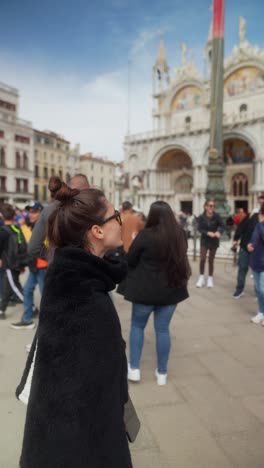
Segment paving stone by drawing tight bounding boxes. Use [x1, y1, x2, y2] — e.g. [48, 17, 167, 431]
[213, 335, 264, 368]
[129, 379, 183, 409]
[216, 430, 264, 468]
[144, 404, 234, 468]
[242, 395, 264, 424]
[198, 351, 264, 397]
[174, 375, 261, 435]
[131, 449, 170, 468]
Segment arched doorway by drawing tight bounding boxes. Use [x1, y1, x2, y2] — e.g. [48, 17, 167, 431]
[156, 148, 193, 213]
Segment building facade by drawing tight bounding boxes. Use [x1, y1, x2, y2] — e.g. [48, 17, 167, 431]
[0, 82, 34, 207]
[123, 18, 264, 215]
[34, 130, 80, 202]
[80, 153, 116, 203]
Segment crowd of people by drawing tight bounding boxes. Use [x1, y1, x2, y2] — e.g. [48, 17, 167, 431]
[1, 174, 264, 466]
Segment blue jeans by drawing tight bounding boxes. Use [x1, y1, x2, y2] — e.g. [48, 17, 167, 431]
[236, 248, 250, 293]
[252, 271, 264, 313]
[23, 269, 46, 322]
[129, 303, 176, 374]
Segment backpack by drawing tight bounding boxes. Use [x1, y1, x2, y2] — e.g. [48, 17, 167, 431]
[2, 225, 29, 270]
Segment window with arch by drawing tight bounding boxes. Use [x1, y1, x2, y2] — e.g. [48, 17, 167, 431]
[232, 173, 249, 196]
[0, 147, 6, 167]
[23, 152, 28, 170]
[16, 151, 21, 169]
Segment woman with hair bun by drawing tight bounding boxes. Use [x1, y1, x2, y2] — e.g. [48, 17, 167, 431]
[17, 184, 132, 468]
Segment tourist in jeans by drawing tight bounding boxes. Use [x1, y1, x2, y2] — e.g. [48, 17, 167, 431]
[123, 201, 191, 385]
[232, 210, 259, 298]
[196, 199, 225, 288]
[248, 204, 264, 324]
[11, 203, 47, 330]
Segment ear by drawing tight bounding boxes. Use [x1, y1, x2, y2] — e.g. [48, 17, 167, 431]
[90, 224, 104, 240]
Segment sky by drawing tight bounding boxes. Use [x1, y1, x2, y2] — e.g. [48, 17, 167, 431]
[0, 0, 263, 161]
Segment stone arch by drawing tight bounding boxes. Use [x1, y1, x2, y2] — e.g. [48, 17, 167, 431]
[224, 137, 255, 164]
[202, 130, 258, 165]
[157, 149, 192, 171]
[152, 144, 194, 170]
[170, 84, 204, 112]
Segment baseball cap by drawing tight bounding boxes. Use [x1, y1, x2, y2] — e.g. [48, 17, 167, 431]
[25, 202, 44, 211]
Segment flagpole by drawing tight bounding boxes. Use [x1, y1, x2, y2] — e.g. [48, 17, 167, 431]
[206, 0, 228, 216]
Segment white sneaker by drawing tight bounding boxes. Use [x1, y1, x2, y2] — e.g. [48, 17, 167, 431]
[207, 276, 214, 288]
[128, 363, 141, 382]
[25, 344, 32, 353]
[155, 369, 167, 386]
[196, 275, 205, 288]
[251, 312, 264, 324]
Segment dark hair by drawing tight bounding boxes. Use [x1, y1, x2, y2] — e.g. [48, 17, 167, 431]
[122, 201, 132, 211]
[48, 176, 63, 199]
[1, 203, 15, 221]
[47, 183, 107, 249]
[145, 201, 191, 288]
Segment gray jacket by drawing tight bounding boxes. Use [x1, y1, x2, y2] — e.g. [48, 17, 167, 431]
[28, 202, 58, 259]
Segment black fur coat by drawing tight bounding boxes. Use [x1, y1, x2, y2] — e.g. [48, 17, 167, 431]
[17, 247, 132, 468]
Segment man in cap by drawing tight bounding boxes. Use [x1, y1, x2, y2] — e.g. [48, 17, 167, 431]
[11, 202, 47, 329]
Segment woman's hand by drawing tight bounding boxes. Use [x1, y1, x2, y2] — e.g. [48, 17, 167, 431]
[214, 232, 221, 239]
[247, 243, 254, 252]
[207, 231, 215, 238]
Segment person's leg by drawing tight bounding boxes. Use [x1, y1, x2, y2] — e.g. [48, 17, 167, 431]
[258, 272, 264, 313]
[199, 246, 207, 275]
[129, 303, 152, 369]
[153, 304, 176, 374]
[251, 272, 264, 323]
[22, 272, 38, 323]
[0, 271, 12, 317]
[235, 248, 249, 294]
[208, 247, 217, 277]
[6, 269, 24, 303]
[37, 268, 46, 295]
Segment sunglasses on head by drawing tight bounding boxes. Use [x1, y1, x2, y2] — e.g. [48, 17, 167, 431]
[99, 210, 122, 226]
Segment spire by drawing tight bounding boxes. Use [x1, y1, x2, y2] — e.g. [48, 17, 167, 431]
[208, 20, 213, 42]
[155, 39, 169, 72]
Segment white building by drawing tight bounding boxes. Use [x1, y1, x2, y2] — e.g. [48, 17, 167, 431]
[124, 18, 264, 215]
[0, 82, 34, 207]
[80, 153, 116, 203]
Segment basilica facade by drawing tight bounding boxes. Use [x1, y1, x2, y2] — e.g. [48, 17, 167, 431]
[123, 18, 264, 215]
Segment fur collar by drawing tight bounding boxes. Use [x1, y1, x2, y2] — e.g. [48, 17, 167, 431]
[51, 247, 127, 293]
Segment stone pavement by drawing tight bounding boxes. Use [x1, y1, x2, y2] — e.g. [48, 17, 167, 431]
[1, 259, 264, 468]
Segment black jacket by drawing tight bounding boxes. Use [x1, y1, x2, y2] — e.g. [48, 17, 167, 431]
[197, 212, 225, 249]
[17, 247, 132, 468]
[123, 228, 189, 306]
[233, 213, 259, 250]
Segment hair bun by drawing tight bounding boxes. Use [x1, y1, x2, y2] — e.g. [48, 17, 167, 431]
[55, 183, 80, 202]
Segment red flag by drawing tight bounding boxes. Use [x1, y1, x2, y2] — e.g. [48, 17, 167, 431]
[213, 0, 225, 38]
